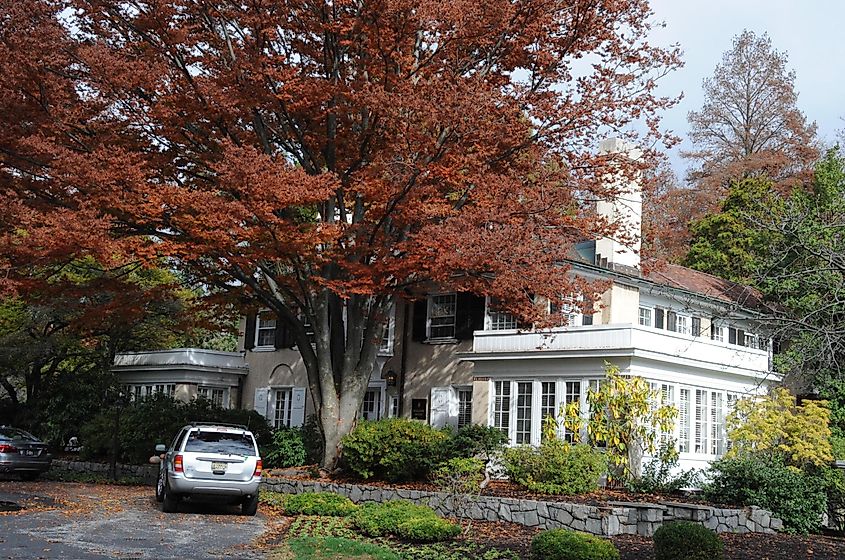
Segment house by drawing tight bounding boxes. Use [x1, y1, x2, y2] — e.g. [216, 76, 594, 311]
[113, 139, 774, 471]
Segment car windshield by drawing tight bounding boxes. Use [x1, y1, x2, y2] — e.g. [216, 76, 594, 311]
[183, 431, 256, 456]
[0, 427, 39, 442]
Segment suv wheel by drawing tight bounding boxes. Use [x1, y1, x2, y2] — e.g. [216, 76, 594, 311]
[161, 478, 179, 513]
[241, 493, 259, 517]
[155, 469, 165, 503]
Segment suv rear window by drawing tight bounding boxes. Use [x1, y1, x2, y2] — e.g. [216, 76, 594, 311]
[183, 431, 256, 456]
[0, 427, 38, 441]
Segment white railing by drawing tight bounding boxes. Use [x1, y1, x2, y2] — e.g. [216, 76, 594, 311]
[470, 324, 770, 374]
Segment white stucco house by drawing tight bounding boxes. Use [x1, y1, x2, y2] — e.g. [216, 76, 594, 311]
[113, 139, 775, 472]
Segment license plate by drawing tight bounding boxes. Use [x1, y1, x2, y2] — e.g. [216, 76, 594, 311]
[22, 450, 36, 456]
[211, 461, 227, 473]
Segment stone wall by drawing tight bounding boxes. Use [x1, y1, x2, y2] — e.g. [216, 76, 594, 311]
[261, 478, 782, 536]
[52, 459, 158, 485]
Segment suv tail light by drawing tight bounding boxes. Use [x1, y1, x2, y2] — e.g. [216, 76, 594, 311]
[174, 454, 184, 473]
[0, 444, 18, 453]
[253, 459, 262, 477]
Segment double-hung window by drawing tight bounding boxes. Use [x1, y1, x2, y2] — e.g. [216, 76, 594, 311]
[256, 311, 277, 347]
[379, 305, 395, 355]
[638, 306, 653, 327]
[428, 294, 457, 340]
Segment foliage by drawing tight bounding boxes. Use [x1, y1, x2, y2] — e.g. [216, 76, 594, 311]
[530, 529, 619, 560]
[351, 501, 458, 542]
[832, 435, 845, 461]
[503, 441, 606, 495]
[286, 536, 401, 560]
[302, 414, 325, 465]
[341, 419, 449, 482]
[564, 364, 676, 481]
[443, 424, 509, 464]
[627, 441, 700, 494]
[704, 456, 827, 534]
[726, 387, 832, 468]
[652, 522, 723, 560]
[432, 457, 485, 531]
[0, 0, 681, 470]
[822, 467, 845, 533]
[282, 492, 358, 517]
[265, 428, 307, 469]
[79, 393, 272, 464]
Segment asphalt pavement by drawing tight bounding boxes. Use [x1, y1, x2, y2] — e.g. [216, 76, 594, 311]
[0, 478, 271, 559]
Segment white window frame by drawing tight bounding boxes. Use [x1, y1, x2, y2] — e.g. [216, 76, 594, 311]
[198, 385, 229, 409]
[378, 305, 396, 356]
[255, 310, 277, 349]
[485, 297, 518, 331]
[638, 306, 653, 327]
[712, 323, 725, 343]
[427, 293, 457, 340]
[549, 296, 583, 327]
[457, 387, 473, 429]
[675, 314, 691, 335]
[273, 387, 293, 429]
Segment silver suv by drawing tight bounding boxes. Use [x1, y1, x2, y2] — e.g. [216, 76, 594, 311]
[154, 423, 262, 515]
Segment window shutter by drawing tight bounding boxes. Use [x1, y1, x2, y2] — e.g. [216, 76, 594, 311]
[710, 318, 717, 339]
[274, 318, 292, 349]
[667, 311, 677, 332]
[737, 329, 746, 346]
[654, 308, 664, 329]
[290, 387, 306, 427]
[728, 327, 737, 345]
[244, 313, 257, 350]
[455, 293, 485, 340]
[253, 387, 270, 418]
[430, 386, 452, 428]
[692, 317, 701, 337]
[411, 300, 428, 342]
[582, 313, 593, 326]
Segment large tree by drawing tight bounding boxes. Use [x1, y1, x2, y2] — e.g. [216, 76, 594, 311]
[0, 0, 681, 467]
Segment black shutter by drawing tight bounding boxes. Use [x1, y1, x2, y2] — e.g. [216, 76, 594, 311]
[710, 318, 717, 339]
[655, 308, 664, 329]
[411, 299, 428, 342]
[582, 313, 593, 326]
[737, 329, 746, 346]
[692, 317, 701, 337]
[667, 311, 677, 332]
[274, 317, 296, 349]
[728, 327, 737, 345]
[455, 293, 485, 340]
[244, 313, 257, 350]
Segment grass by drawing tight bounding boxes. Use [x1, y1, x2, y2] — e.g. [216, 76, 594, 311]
[279, 536, 401, 560]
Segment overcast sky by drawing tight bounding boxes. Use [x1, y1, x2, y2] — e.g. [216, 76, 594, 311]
[648, 0, 845, 178]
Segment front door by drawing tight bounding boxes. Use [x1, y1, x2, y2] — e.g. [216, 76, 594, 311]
[361, 388, 381, 420]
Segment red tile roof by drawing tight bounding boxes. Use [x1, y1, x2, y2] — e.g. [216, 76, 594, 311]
[642, 263, 766, 311]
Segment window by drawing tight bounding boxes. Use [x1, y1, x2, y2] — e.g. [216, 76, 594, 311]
[428, 293, 457, 339]
[694, 389, 708, 454]
[129, 384, 174, 400]
[679, 388, 691, 453]
[675, 315, 690, 335]
[745, 333, 759, 349]
[638, 306, 652, 327]
[493, 381, 511, 436]
[726, 393, 739, 450]
[155, 384, 175, 397]
[487, 299, 518, 330]
[515, 382, 533, 444]
[650, 383, 675, 445]
[564, 381, 581, 443]
[185, 431, 256, 456]
[273, 388, 293, 429]
[457, 388, 473, 429]
[540, 382, 557, 439]
[712, 323, 725, 342]
[710, 391, 724, 455]
[379, 305, 395, 355]
[550, 298, 581, 327]
[198, 386, 227, 408]
[256, 311, 276, 347]
[360, 388, 381, 420]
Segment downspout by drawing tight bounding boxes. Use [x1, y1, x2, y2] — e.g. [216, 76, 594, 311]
[398, 300, 411, 417]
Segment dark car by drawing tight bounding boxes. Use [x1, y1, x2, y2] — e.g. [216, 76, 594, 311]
[0, 426, 52, 480]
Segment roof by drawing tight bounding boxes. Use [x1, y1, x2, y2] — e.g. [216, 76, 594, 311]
[112, 348, 248, 373]
[642, 263, 766, 311]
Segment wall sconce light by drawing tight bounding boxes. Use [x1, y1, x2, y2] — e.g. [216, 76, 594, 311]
[385, 370, 398, 387]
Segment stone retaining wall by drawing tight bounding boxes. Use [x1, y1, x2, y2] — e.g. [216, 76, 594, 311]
[52, 459, 158, 485]
[261, 478, 782, 537]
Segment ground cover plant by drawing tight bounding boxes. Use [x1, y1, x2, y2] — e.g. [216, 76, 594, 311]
[282, 492, 358, 517]
[351, 501, 460, 543]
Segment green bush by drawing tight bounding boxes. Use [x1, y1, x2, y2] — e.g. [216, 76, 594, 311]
[282, 492, 358, 516]
[704, 456, 827, 534]
[265, 428, 307, 469]
[653, 522, 723, 560]
[396, 515, 462, 542]
[79, 393, 272, 464]
[628, 441, 700, 494]
[530, 529, 619, 560]
[504, 442, 606, 495]
[341, 419, 449, 482]
[302, 414, 324, 464]
[445, 424, 509, 462]
[351, 501, 458, 542]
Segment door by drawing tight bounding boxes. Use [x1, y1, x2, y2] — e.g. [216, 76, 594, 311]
[361, 388, 382, 420]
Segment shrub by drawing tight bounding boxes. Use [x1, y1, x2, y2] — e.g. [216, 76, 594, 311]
[302, 413, 324, 464]
[396, 516, 462, 542]
[704, 456, 827, 534]
[351, 501, 458, 542]
[265, 428, 307, 469]
[653, 522, 723, 560]
[503, 442, 606, 495]
[341, 419, 449, 481]
[530, 529, 619, 560]
[628, 441, 700, 494]
[282, 492, 358, 516]
[79, 394, 272, 464]
[445, 424, 509, 463]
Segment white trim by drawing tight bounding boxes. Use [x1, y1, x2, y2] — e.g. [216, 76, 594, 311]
[426, 292, 458, 341]
[255, 309, 277, 349]
[378, 304, 396, 356]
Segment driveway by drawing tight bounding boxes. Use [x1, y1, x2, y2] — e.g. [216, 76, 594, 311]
[0, 478, 279, 559]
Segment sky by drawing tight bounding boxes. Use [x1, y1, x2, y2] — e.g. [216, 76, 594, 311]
[648, 0, 845, 179]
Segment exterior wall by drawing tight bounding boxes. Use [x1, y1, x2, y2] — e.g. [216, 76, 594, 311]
[599, 283, 640, 325]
